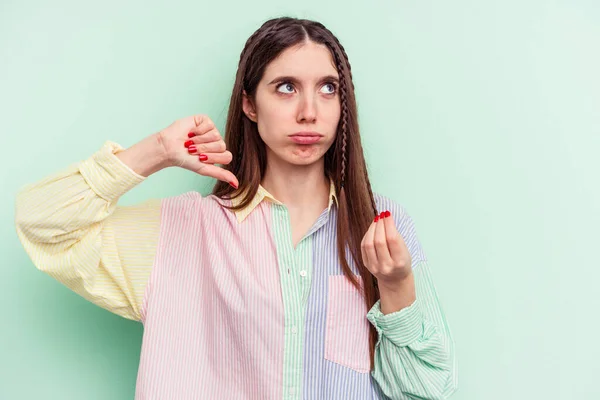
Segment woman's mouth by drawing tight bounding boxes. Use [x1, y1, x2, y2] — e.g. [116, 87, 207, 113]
[289, 132, 323, 144]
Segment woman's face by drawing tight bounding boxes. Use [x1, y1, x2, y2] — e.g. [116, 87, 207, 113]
[243, 40, 341, 168]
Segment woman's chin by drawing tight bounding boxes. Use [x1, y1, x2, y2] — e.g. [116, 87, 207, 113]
[266, 146, 327, 167]
[289, 146, 326, 162]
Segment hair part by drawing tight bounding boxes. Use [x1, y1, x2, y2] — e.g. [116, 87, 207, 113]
[212, 16, 380, 369]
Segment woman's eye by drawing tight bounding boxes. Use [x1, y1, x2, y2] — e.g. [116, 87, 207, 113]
[321, 82, 337, 94]
[276, 82, 337, 95]
[277, 83, 295, 94]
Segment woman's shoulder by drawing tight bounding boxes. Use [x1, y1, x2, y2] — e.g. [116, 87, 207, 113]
[160, 191, 234, 215]
[161, 191, 229, 205]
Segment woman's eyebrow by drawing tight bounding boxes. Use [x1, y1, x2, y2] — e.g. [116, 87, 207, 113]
[267, 75, 340, 85]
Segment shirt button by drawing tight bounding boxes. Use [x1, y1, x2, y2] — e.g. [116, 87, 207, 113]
[299, 270, 307, 277]
[291, 326, 297, 334]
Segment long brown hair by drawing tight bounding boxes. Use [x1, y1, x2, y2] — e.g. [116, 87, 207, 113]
[212, 17, 380, 369]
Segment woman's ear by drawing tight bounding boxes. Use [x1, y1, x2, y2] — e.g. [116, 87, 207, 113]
[242, 90, 258, 123]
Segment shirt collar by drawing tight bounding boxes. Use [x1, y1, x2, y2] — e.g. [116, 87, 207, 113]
[231, 178, 338, 223]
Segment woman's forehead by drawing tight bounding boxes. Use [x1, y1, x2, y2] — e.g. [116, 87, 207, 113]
[262, 42, 338, 82]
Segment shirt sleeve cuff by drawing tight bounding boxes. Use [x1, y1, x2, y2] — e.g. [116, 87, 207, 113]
[367, 298, 424, 347]
[78, 141, 146, 203]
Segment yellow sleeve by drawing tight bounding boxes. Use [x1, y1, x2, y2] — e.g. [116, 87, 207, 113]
[15, 141, 161, 322]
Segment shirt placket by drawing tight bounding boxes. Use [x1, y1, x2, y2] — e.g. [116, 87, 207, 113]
[273, 204, 319, 400]
[272, 204, 329, 400]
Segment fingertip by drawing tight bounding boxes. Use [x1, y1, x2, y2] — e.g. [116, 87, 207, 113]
[228, 176, 239, 190]
[383, 210, 391, 223]
[382, 210, 396, 231]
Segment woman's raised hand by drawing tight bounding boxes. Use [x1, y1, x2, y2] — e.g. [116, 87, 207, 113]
[159, 115, 238, 189]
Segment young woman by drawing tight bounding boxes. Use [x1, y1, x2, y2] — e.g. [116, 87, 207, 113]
[15, 17, 457, 400]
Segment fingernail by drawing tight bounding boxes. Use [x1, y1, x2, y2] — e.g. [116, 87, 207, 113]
[188, 145, 196, 153]
[384, 210, 391, 218]
[229, 181, 238, 189]
[187, 132, 195, 138]
[184, 140, 194, 148]
[199, 154, 208, 161]
[379, 211, 385, 219]
[374, 215, 379, 223]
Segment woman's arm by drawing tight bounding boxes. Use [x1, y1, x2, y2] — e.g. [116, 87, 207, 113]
[15, 141, 161, 321]
[15, 114, 237, 321]
[368, 260, 457, 399]
[366, 205, 457, 400]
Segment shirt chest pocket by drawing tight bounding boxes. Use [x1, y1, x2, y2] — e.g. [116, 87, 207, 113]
[324, 275, 371, 373]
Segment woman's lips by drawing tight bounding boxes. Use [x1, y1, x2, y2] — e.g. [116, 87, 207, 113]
[289, 135, 322, 144]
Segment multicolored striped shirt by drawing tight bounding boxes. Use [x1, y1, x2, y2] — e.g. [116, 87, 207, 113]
[15, 141, 457, 399]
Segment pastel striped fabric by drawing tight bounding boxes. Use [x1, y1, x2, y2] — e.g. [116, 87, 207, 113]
[15, 141, 457, 399]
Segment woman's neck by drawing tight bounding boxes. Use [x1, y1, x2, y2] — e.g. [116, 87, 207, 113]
[261, 159, 330, 212]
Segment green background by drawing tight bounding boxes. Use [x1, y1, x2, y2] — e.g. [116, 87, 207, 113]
[2, 0, 599, 398]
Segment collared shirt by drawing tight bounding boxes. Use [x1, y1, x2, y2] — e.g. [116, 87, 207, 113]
[231, 178, 339, 223]
[15, 141, 457, 399]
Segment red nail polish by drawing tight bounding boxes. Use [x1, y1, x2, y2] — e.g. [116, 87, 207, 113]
[384, 210, 391, 218]
[187, 132, 195, 138]
[199, 154, 208, 161]
[229, 181, 238, 189]
[374, 216, 379, 223]
[379, 211, 385, 219]
[188, 145, 196, 153]
[184, 140, 194, 148]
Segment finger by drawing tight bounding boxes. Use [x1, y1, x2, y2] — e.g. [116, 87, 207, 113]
[196, 151, 233, 165]
[193, 114, 206, 127]
[187, 128, 223, 144]
[189, 117, 216, 137]
[187, 140, 226, 154]
[361, 215, 378, 271]
[374, 211, 393, 266]
[196, 163, 239, 188]
[383, 211, 409, 264]
[177, 153, 239, 187]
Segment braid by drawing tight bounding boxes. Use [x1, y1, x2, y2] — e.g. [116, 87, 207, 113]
[339, 67, 349, 190]
[336, 42, 355, 92]
[327, 40, 349, 191]
[329, 38, 378, 216]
